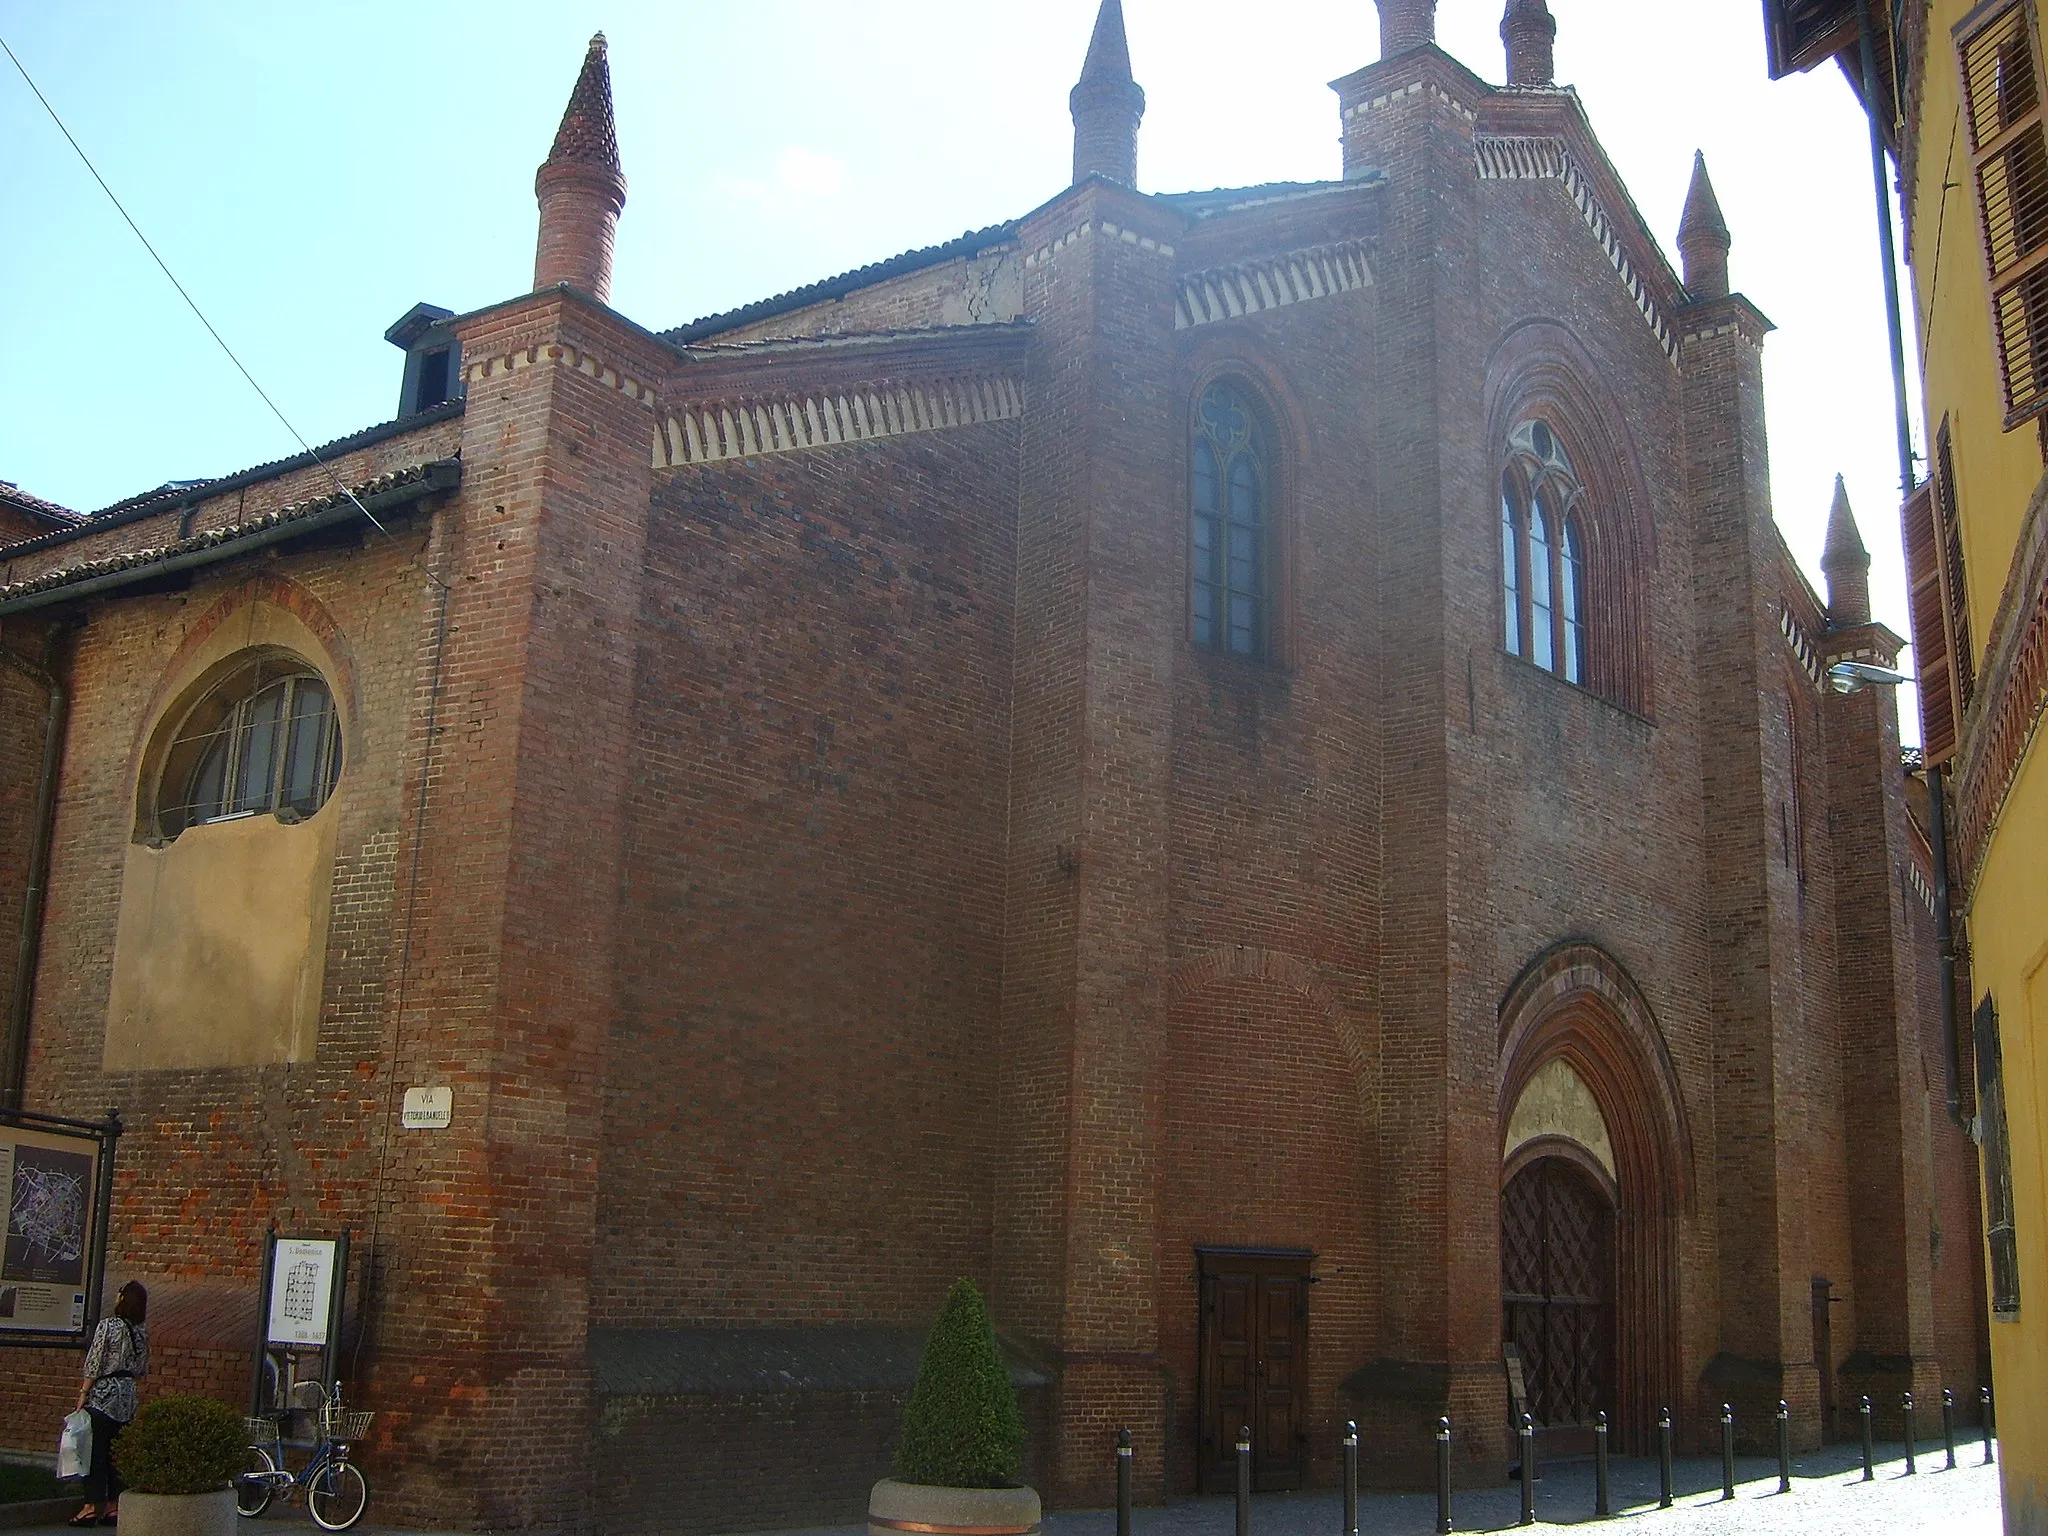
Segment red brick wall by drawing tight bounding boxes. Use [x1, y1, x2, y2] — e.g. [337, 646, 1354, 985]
[600, 421, 1020, 1328]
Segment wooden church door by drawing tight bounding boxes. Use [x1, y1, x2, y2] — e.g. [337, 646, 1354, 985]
[1197, 1250, 1311, 1493]
[1501, 1158, 1615, 1448]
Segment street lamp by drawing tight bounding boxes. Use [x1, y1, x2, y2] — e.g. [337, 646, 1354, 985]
[1827, 659, 1913, 694]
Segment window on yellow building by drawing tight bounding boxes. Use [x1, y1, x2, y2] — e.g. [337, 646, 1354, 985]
[1959, 1, 2048, 425]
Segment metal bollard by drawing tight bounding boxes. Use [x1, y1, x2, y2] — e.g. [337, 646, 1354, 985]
[1720, 1403, 1736, 1501]
[1904, 1392, 1918, 1475]
[1594, 1411, 1610, 1518]
[1777, 1400, 1792, 1494]
[1861, 1396, 1875, 1482]
[1116, 1428, 1132, 1536]
[1518, 1412, 1536, 1527]
[1235, 1427, 1251, 1536]
[1944, 1389, 1957, 1471]
[1341, 1421, 1358, 1536]
[1435, 1416, 1453, 1535]
[1658, 1408, 1674, 1509]
[1985, 1385, 1997, 1465]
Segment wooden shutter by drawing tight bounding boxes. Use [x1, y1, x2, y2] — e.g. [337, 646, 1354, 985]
[1974, 996, 2021, 1316]
[1960, 1, 2048, 425]
[1933, 423, 1978, 707]
[1902, 479, 1958, 762]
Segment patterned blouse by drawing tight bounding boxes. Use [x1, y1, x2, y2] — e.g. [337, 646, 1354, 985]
[81, 1317, 149, 1422]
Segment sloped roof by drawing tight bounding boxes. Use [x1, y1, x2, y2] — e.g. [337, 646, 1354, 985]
[1, 399, 464, 560]
[0, 481, 79, 530]
[660, 223, 1022, 346]
[0, 460, 459, 616]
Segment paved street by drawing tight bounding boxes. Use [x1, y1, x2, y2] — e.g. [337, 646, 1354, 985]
[3, 1444, 2002, 1535]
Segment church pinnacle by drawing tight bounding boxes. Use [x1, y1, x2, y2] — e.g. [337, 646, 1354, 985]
[1070, 0, 1146, 188]
[1677, 150, 1732, 300]
[1501, 0, 1557, 85]
[1822, 474, 1873, 625]
[534, 33, 628, 303]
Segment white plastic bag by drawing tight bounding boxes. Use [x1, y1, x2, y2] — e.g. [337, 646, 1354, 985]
[57, 1409, 91, 1481]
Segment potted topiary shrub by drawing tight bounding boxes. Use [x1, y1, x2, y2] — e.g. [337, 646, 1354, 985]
[869, 1278, 1038, 1536]
[111, 1396, 246, 1536]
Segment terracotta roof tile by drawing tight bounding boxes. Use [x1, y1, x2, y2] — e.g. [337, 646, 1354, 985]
[547, 33, 621, 173]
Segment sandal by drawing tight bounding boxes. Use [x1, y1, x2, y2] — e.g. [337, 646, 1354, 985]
[67, 1511, 98, 1528]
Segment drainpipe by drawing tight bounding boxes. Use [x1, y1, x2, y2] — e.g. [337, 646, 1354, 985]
[1847, 0, 1969, 1130]
[1853, 0, 1916, 499]
[0, 630, 68, 1110]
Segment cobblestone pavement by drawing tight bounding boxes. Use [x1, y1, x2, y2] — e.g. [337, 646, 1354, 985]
[4, 1444, 2001, 1535]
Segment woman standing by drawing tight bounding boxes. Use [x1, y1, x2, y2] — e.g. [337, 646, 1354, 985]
[71, 1282, 148, 1528]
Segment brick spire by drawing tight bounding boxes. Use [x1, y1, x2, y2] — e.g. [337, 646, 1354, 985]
[1822, 474, 1873, 625]
[534, 33, 628, 303]
[1501, 0, 1556, 85]
[1378, 0, 1438, 56]
[1070, 0, 1145, 188]
[1677, 150, 1732, 300]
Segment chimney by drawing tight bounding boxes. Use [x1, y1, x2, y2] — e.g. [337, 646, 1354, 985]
[1070, 0, 1146, 187]
[1501, 0, 1557, 85]
[533, 34, 627, 302]
[1677, 150, 1732, 301]
[1378, 0, 1438, 56]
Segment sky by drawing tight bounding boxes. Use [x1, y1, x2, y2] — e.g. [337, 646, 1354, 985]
[0, 1, 1922, 715]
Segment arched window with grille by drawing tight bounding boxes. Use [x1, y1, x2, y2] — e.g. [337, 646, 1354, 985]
[155, 656, 343, 838]
[1502, 421, 1596, 691]
[1190, 381, 1272, 659]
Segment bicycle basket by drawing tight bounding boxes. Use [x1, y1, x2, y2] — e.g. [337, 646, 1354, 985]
[322, 1407, 376, 1441]
[245, 1416, 284, 1445]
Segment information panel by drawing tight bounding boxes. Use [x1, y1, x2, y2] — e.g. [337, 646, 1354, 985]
[265, 1238, 339, 1347]
[0, 1110, 118, 1346]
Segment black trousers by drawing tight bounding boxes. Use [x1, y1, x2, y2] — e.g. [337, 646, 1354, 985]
[83, 1408, 124, 1504]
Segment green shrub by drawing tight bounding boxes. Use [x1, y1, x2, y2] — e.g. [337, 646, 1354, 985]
[112, 1396, 246, 1496]
[895, 1278, 1024, 1489]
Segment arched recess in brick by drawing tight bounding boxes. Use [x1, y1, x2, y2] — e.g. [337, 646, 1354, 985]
[1497, 939, 1690, 1454]
[1161, 944, 1374, 1493]
[1484, 320, 1656, 716]
[129, 574, 364, 787]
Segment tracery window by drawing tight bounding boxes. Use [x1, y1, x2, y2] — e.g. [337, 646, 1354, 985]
[1190, 381, 1271, 659]
[156, 656, 342, 837]
[1501, 420, 1590, 687]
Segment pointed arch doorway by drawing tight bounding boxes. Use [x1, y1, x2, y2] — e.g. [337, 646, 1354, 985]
[1498, 943, 1690, 1456]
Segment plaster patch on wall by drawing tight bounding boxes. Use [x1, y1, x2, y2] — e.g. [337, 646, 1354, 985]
[1504, 1058, 1615, 1178]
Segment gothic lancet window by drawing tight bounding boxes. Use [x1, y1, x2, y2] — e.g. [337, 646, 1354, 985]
[1191, 382, 1271, 658]
[1501, 420, 1591, 688]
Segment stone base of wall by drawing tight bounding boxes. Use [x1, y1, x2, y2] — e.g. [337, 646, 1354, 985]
[593, 1387, 1052, 1536]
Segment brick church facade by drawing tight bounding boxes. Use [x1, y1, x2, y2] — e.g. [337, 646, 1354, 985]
[0, 2, 1990, 1530]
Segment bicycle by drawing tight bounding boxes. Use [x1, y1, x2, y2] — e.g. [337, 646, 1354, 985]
[235, 1383, 373, 1531]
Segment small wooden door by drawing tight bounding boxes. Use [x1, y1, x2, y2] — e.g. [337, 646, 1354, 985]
[1198, 1250, 1311, 1493]
[1811, 1278, 1837, 1440]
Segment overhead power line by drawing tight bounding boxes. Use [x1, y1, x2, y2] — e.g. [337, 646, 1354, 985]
[0, 31, 444, 581]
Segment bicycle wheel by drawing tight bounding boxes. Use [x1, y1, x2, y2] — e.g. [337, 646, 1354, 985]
[234, 1446, 278, 1518]
[307, 1459, 369, 1531]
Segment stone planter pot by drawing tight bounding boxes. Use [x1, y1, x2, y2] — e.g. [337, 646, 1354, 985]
[868, 1478, 1041, 1536]
[114, 1489, 237, 1536]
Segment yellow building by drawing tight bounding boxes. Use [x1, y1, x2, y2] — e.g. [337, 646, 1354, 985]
[1769, 2, 2048, 1529]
